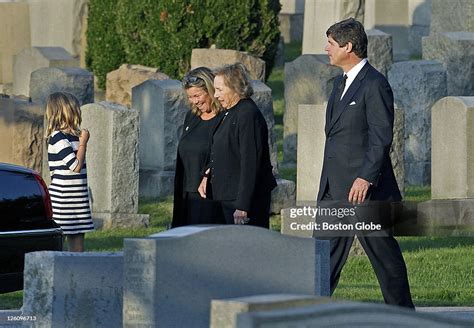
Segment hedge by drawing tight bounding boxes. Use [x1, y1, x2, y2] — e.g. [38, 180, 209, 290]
[86, 0, 281, 89]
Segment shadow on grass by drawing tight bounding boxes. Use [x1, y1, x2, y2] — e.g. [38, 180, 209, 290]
[397, 236, 474, 252]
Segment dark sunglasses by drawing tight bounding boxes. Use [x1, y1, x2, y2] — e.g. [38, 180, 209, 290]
[182, 75, 203, 86]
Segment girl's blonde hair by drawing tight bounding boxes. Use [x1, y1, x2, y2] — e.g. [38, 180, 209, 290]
[44, 92, 82, 139]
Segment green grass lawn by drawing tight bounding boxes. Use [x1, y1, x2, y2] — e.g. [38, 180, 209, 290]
[1, 42, 473, 310]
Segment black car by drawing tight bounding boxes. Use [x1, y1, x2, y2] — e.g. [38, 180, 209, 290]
[0, 162, 63, 293]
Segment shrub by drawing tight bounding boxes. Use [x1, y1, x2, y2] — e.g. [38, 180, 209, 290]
[87, 0, 281, 85]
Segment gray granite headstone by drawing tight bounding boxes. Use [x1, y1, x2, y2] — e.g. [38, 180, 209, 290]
[430, 0, 474, 35]
[423, 32, 474, 97]
[367, 29, 393, 77]
[13, 47, 78, 97]
[283, 55, 341, 166]
[123, 226, 330, 328]
[388, 60, 447, 185]
[132, 79, 189, 198]
[21, 251, 123, 328]
[235, 302, 473, 327]
[29, 67, 94, 105]
[81, 101, 149, 229]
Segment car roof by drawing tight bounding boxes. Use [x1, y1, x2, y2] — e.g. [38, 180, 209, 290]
[0, 162, 34, 174]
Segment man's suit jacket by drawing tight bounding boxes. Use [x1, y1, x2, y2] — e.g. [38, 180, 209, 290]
[317, 62, 401, 203]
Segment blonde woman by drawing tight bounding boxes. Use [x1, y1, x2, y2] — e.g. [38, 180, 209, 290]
[171, 67, 225, 227]
[45, 92, 94, 252]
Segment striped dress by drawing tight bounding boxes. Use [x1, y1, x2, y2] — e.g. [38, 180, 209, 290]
[47, 131, 94, 234]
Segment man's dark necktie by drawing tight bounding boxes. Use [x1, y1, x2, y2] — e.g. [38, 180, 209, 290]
[330, 74, 347, 120]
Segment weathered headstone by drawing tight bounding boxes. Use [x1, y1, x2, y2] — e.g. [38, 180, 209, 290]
[388, 60, 447, 185]
[303, 0, 364, 55]
[283, 55, 341, 166]
[408, 0, 432, 57]
[430, 0, 474, 35]
[81, 101, 149, 229]
[30, 67, 94, 105]
[123, 226, 330, 328]
[21, 251, 123, 328]
[279, 0, 305, 43]
[0, 97, 43, 173]
[0, 2, 30, 84]
[270, 179, 296, 214]
[367, 29, 393, 77]
[13, 47, 78, 97]
[422, 32, 474, 97]
[210, 294, 332, 328]
[18, 0, 89, 59]
[431, 97, 474, 199]
[364, 0, 411, 60]
[191, 49, 266, 82]
[106, 64, 169, 108]
[131, 79, 189, 198]
[234, 301, 472, 327]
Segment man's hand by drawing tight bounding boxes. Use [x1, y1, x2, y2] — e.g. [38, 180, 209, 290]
[233, 209, 249, 225]
[348, 177, 370, 204]
[198, 177, 207, 198]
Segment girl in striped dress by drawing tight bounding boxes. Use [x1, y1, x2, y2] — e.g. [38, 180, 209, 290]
[45, 92, 94, 252]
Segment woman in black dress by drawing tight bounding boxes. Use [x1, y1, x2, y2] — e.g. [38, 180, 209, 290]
[171, 67, 225, 227]
[198, 63, 276, 228]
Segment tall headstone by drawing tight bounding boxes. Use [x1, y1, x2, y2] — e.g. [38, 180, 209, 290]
[191, 49, 266, 82]
[0, 2, 30, 84]
[132, 79, 189, 198]
[388, 60, 447, 185]
[303, 0, 364, 55]
[123, 226, 330, 328]
[22, 251, 123, 328]
[13, 47, 78, 97]
[0, 97, 43, 173]
[408, 0, 432, 56]
[283, 55, 341, 166]
[422, 32, 474, 97]
[81, 101, 149, 229]
[364, 0, 411, 60]
[367, 29, 393, 77]
[279, 0, 305, 43]
[17, 0, 89, 60]
[431, 97, 474, 199]
[30, 67, 94, 105]
[430, 0, 474, 35]
[106, 64, 169, 108]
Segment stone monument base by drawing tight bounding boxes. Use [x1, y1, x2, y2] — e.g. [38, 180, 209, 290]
[93, 212, 150, 229]
[139, 169, 175, 198]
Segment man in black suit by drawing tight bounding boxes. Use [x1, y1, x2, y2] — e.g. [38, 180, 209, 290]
[316, 18, 414, 308]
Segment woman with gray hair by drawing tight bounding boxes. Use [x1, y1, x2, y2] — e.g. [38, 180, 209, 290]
[198, 63, 276, 228]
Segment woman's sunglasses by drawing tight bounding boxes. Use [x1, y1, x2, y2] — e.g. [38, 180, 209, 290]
[182, 75, 203, 86]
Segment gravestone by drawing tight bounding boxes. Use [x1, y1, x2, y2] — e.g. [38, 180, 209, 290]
[279, 0, 305, 43]
[106, 64, 169, 108]
[131, 79, 189, 198]
[302, 0, 364, 55]
[430, 0, 474, 35]
[0, 97, 43, 174]
[234, 301, 472, 327]
[416, 97, 474, 236]
[423, 32, 474, 97]
[408, 0, 432, 56]
[388, 60, 447, 185]
[13, 47, 78, 97]
[19, 0, 89, 59]
[210, 294, 331, 328]
[21, 251, 123, 328]
[364, 0, 411, 60]
[270, 179, 296, 214]
[191, 49, 266, 82]
[81, 101, 149, 229]
[30, 67, 94, 105]
[283, 55, 341, 166]
[0, 2, 30, 84]
[367, 29, 393, 77]
[123, 226, 330, 328]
